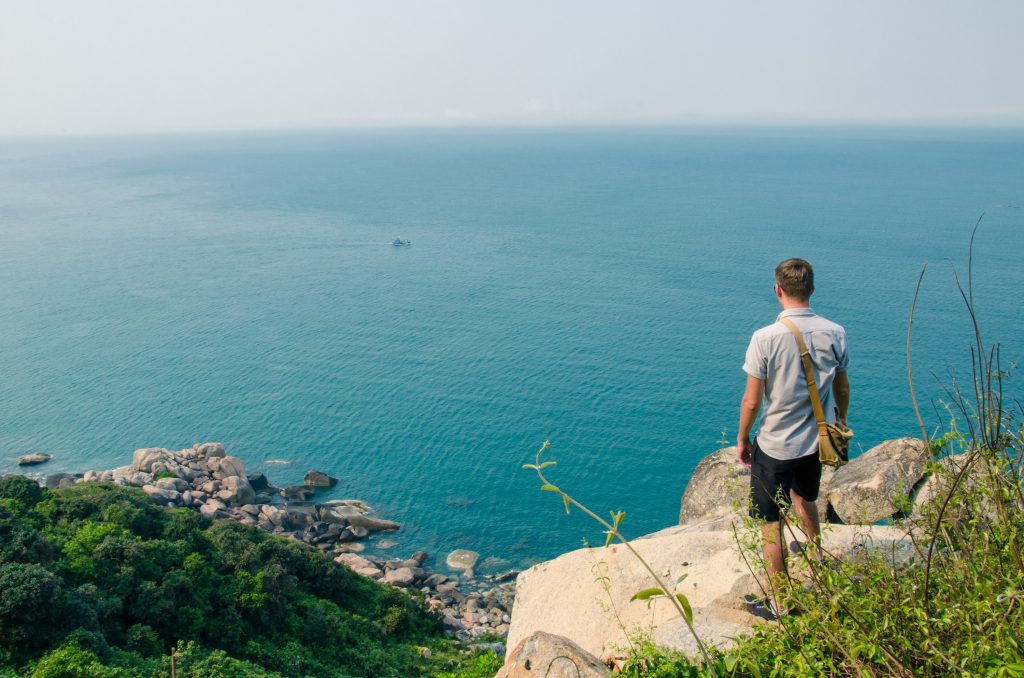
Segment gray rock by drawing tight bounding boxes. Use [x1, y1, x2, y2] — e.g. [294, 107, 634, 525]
[217, 456, 246, 479]
[827, 437, 928, 524]
[155, 477, 188, 493]
[260, 505, 284, 525]
[678, 446, 750, 525]
[409, 550, 429, 566]
[199, 480, 220, 494]
[447, 549, 480, 572]
[283, 485, 315, 501]
[496, 632, 610, 678]
[304, 470, 339, 488]
[911, 453, 993, 521]
[335, 553, 373, 570]
[215, 475, 256, 506]
[132, 447, 168, 473]
[318, 506, 350, 525]
[384, 567, 416, 586]
[423, 573, 449, 588]
[142, 484, 181, 505]
[200, 498, 229, 520]
[247, 472, 269, 492]
[45, 473, 78, 489]
[195, 442, 226, 459]
[347, 514, 400, 532]
[283, 509, 314, 530]
[17, 453, 52, 466]
[334, 542, 365, 554]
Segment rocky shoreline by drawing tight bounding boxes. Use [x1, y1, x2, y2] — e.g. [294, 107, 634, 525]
[20, 443, 515, 644]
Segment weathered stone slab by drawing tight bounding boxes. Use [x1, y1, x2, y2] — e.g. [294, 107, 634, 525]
[827, 437, 928, 524]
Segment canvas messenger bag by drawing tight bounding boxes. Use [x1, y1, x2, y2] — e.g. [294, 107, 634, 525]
[779, 317, 853, 468]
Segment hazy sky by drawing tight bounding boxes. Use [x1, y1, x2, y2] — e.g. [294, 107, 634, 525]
[2, 1, 1023, 136]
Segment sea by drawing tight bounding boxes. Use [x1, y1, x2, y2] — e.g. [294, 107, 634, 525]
[1, 127, 1022, 572]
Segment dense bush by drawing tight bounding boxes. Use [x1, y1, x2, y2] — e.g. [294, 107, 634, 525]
[0, 481, 471, 677]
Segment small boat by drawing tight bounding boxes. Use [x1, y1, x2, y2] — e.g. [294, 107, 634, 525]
[391, 238, 411, 246]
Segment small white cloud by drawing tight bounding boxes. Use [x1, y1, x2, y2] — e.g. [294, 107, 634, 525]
[524, 97, 547, 115]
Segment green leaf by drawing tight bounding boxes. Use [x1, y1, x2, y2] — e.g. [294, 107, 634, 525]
[538, 461, 558, 469]
[630, 588, 666, 602]
[562, 495, 571, 515]
[521, 464, 537, 470]
[540, 484, 559, 492]
[675, 593, 693, 625]
[675, 573, 689, 584]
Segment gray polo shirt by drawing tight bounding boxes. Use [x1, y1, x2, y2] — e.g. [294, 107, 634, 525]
[743, 307, 848, 461]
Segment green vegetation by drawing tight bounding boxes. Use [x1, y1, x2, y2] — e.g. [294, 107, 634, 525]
[604, 418, 1024, 677]
[0, 479, 482, 677]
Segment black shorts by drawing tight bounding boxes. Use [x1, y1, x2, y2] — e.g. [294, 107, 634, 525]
[749, 439, 822, 522]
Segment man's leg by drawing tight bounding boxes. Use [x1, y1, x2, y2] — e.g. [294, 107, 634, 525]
[761, 519, 786, 612]
[789, 490, 822, 561]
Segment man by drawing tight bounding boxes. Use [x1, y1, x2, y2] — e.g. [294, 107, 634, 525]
[737, 258, 850, 619]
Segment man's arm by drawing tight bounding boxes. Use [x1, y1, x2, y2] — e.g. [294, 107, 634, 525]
[833, 370, 850, 425]
[737, 374, 764, 467]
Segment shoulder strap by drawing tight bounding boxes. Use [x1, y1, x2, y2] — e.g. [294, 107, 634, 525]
[778, 317, 827, 426]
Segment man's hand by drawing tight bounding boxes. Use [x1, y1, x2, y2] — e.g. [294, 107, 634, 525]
[737, 437, 753, 468]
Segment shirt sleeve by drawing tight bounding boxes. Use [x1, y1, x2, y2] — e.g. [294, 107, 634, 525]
[742, 332, 767, 380]
[834, 329, 849, 372]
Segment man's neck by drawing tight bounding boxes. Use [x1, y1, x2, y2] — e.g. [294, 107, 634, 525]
[778, 297, 811, 311]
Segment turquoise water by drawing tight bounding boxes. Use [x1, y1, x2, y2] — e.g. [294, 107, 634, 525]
[1, 128, 1022, 570]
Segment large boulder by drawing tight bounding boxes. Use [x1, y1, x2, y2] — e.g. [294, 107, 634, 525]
[215, 455, 246, 479]
[284, 485, 315, 501]
[346, 514, 400, 532]
[680, 447, 836, 526]
[504, 520, 910, 662]
[247, 472, 270, 492]
[827, 438, 928, 524]
[384, 567, 416, 587]
[17, 453, 52, 466]
[496, 632, 610, 678]
[142, 484, 180, 505]
[155, 477, 188, 493]
[194, 442, 225, 459]
[446, 549, 480, 571]
[45, 473, 78, 489]
[304, 470, 339, 489]
[132, 448, 168, 473]
[678, 447, 749, 524]
[215, 475, 255, 506]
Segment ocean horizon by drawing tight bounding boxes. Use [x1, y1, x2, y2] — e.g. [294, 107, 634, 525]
[1, 127, 1021, 571]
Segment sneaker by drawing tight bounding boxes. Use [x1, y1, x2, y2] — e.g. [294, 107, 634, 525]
[743, 594, 800, 621]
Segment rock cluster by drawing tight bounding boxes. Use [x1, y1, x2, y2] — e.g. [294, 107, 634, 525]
[336, 550, 517, 639]
[679, 437, 930, 527]
[38, 442, 514, 642]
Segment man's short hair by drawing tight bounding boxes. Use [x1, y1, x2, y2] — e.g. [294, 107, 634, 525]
[775, 258, 814, 300]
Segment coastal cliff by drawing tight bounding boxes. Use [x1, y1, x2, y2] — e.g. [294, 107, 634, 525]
[497, 437, 956, 675]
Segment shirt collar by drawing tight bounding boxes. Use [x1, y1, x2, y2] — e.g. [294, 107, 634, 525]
[778, 307, 816, 319]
